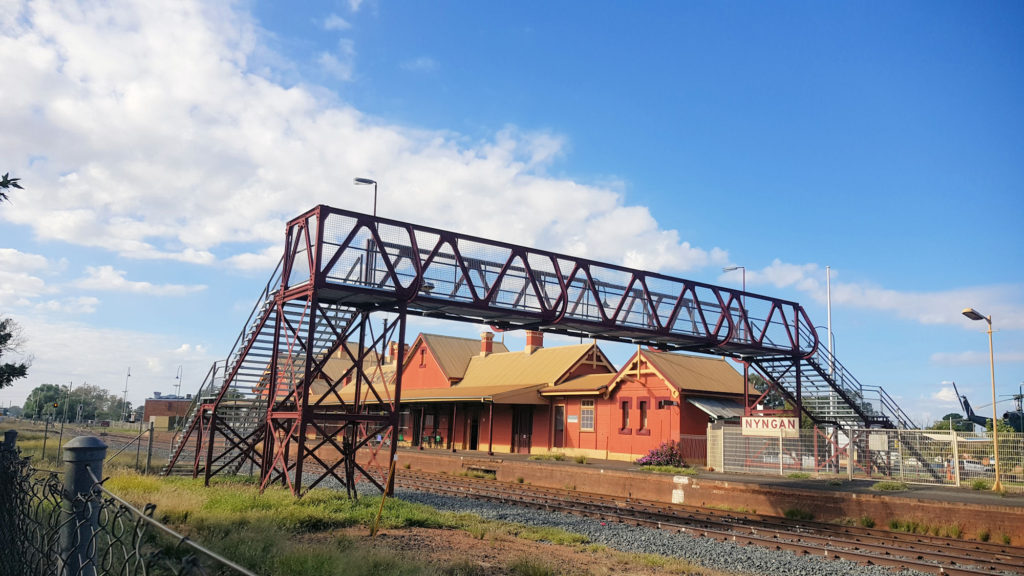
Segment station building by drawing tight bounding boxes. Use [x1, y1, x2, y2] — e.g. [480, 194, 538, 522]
[322, 331, 746, 463]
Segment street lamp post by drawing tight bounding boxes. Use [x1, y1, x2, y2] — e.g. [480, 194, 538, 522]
[121, 367, 131, 422]
[962, 307, 1002, 492]
[353, 177, 378, 217]
[723, 266, 750, 414]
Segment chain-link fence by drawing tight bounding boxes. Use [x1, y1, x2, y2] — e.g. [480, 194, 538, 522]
[708, 424, 1024, 493]
[0, 431, 258, 576]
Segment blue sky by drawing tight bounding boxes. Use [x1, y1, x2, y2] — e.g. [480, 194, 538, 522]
[1, 0, 1021, 426]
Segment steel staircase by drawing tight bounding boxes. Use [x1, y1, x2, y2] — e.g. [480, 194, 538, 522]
[750, 325, 916, 429]
[165, 259, 284, 476]
[165, 255, 361, 478]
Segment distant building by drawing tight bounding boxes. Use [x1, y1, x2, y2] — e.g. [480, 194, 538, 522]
[143, 391, 192, 430]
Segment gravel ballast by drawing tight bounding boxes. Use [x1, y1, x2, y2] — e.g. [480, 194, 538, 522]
[356, 482, 937, 576]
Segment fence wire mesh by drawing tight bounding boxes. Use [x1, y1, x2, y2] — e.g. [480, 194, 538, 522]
[0, 433, 258, 576]
[713, 424, 1024, 493]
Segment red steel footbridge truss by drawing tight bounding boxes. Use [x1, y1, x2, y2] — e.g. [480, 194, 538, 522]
[165, 205, 916, 495]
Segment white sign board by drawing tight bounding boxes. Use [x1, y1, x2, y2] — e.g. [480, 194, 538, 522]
[567, 415, 578, 423]
[741, 417, 800, 438]
[868, 433, 888, 452]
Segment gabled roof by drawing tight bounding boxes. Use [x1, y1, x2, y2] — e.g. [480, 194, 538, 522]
[413, 333, 510, 381]
[320, 342, 382, 380]
[310, 343, 395, 400]
[641, 349, 745, 395]
[539, 373, 612, 396]
[458, 343, 598, 388]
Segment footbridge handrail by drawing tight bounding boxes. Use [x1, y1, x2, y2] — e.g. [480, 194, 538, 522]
[288, 205, 819, 358]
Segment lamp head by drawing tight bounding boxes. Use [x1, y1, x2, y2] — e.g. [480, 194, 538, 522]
[353, 177, 376, 186]
[723, 266, 743, 272]
[962, 308, 987, 322]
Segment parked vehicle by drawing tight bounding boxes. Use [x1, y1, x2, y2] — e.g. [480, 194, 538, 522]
[957, 458, 994, 475]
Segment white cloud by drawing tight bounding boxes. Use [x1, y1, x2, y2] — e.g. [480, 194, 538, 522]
[732, 259, 1024, 330]
[401, 56, 438, 72]
[0, 315, 217, 406]
[348, 0, 365, 13]
[34, 296, 100, 314]
[931, 350, 1024, 365]
[318, 38, 355, 80]
[224, 245, 282, 271]
[75, 266, 206, 296]
[0, 0, 727, 279]
[323, 14, 350, 31]
[0, 249, 64, 307]
[932, 385, 958, 403]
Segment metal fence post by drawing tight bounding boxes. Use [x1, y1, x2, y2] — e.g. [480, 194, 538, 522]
[847, 428, 854, 481]
[61, 436, 107, 576]
[42, 419, 50, 460]
[145, 422, 155, 474]
[950, 429, 960, 487]
[897, 429, 905, 483]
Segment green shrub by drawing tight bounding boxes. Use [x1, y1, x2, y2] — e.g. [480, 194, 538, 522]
[1002, 533, 1011, 545]
[640, 464, 697, 475]
[574, 455, 588, 464]
[783, 508, 814, 521]
[635, 440, 683, 467]
[858, 516, 875, 528]
[787, 472, 811, 479]
[971, 479, 990, 490]
[947, 524, 962, 539]
[528, 453, 565, 461]
[507, 557, 557, 576]
[978, 529, 990, 542]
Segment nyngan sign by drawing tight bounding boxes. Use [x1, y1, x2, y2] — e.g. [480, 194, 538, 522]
[741, 417, 800, 438]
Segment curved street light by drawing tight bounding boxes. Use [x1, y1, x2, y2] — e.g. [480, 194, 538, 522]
[962, 307, 1002, 492]
[353, 177, 378, 217]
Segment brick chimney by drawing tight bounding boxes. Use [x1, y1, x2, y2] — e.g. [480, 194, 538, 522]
[481, 332, 494, 356]
[386, 341, 408, 364]
[524, 330, 544, 354]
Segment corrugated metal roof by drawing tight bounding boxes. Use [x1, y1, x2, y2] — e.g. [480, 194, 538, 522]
[459, 343, 596, 388]
[540, 373, 612, 396]
[643, 350, 745, 394]
[419, 333, 509, 380]
[310, 342, 396, 400]
[327, 382, 548, 405]
[687, 397, 745, 420]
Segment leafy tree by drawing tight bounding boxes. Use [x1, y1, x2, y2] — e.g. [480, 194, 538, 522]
[929, 412, 973, 432]
[71, 384, 128, 421]
[1, 316, 32, 390]
[0, 172, 23, 204]
[749, 372, 785, 409]
[23, 383, 63, 419]
[23, 383, 127, 421]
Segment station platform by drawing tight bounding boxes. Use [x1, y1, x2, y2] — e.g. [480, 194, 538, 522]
[390, 446, 1024, 543]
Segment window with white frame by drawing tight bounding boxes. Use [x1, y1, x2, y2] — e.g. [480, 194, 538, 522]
[580, 399, 595, 431]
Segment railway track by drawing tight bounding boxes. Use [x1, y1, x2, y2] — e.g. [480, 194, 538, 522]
[396, 470, 1024, 576]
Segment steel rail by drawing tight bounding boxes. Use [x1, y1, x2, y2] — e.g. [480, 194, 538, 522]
[397, 470, 1024, 575]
